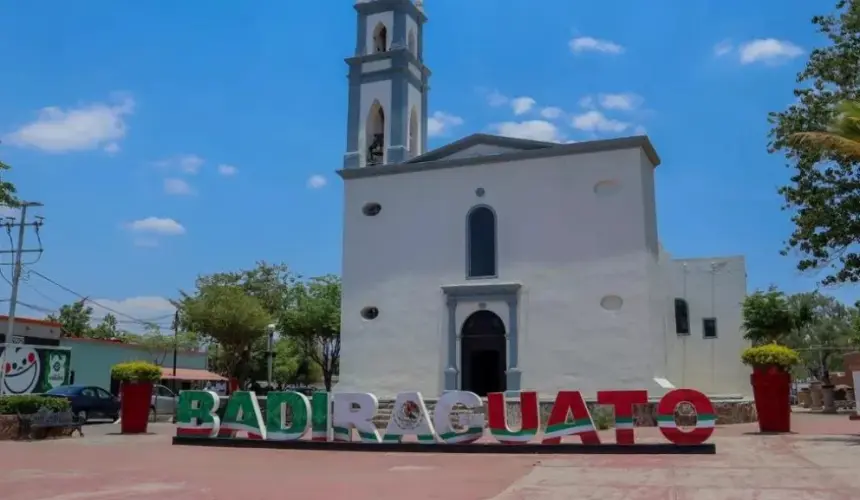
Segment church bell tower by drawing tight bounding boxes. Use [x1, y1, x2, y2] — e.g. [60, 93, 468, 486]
[343, 0, 431, 169]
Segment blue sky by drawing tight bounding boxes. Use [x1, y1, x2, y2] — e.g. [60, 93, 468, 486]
[0, 0, 849, 328]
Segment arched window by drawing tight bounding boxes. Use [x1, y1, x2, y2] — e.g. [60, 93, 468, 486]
[366, 101, 385, 166]
[408, 107, 418, 155]
[407, 29, 417, 56]
[674, 298, 690, 335]
[467, 206, 497, 278]
[372, 23, 388, 53]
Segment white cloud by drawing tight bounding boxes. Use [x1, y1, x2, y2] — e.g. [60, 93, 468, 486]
[633, 125, 647, 135]
[540, 107, 564, 119]
[486, 90, 509, 107]
[217, 164, 237, 176]
[571, 111, 630, 133]
[597, 93, 642, 111]
[491, 120, 564, 143]
[510, 96, 536, 115]
[154, 154, 204, 175]
[427, 111, 464, 137]
[126, 217, 186, 236]
[738, 39, 803, 64]
[104, 142, 120, 154]
[88, 296, 177, 328]
[578, 96, 596, 109]
[307, 175, 327, 189]
[163, 178, 194, 196]
[4, 95, 134, 153]
[569, 36, 624, 55]
[714, 40, 733, 57]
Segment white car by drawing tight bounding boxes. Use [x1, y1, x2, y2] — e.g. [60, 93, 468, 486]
[150, 384, 177, 421]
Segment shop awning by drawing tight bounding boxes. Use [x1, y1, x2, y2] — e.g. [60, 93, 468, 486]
[160, 367, 227, 382]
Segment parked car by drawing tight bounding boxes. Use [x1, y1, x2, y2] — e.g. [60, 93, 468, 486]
[150, 384, 177, 421]
[43, 385, 120, 423]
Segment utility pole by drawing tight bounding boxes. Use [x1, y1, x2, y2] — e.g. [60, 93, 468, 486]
[0, 201, 43, 395]
[1, 201, 44, 344]
[171, 310, 179, 393]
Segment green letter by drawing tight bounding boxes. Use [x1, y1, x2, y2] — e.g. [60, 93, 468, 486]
[175, 390, 221, 438]
[220, 391, 266, 439]
[266, 391, 310, 441]
[311, 391, 330, 441]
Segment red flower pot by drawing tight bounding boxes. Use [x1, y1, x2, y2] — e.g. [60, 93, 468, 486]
[750, 366, 791, 433]
[120, 381, 153, 434]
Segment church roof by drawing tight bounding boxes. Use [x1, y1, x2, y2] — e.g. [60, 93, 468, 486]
[404, 133, 559, 164]
[338, 133, 660, 180]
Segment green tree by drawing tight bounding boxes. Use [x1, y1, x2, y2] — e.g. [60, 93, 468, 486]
[280, 275, 341, 391]
[0, 153, 20, 208]
[790, 100, 860, 159]
[188, 261, 295, 317]
[768, 0, 860, 284]
[742, 288, 812, 345]
[272, 337, 322, 388]
[783, 292, 855, 383]
[90, 313, 120, 340]
[47, 300, 94, 338]
[178, 283, 271, 386]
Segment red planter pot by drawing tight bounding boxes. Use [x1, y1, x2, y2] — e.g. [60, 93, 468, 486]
[120, 381, 153, 434]
[750, 366, 791, 433]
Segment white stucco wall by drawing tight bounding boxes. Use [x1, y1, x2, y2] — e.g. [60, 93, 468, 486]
[338, 145, 664, 398]
[663, 256, 749, 396]
[406, 84, 422, 156]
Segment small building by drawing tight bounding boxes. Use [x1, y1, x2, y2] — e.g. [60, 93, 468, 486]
[1, 315, 215, 394]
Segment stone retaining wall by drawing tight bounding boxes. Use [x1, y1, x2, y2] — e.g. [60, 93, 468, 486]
[0, 415, 79, 441]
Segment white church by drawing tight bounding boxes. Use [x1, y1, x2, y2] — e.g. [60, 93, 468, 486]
[336, 0, 750, 399]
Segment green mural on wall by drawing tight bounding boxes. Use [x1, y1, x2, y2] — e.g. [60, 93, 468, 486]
[0, 345, 72, 395]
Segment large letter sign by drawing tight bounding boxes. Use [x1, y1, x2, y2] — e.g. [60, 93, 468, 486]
[174, 388, 718, 450]
[542, 391, 600, 445]
[433, 390, 484, 444]
[176, 390, 221, 438]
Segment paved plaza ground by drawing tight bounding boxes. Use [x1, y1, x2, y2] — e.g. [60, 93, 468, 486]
[0, 413, 858, 499]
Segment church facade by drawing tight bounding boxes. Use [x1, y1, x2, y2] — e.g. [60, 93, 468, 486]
[336, 0, 750, 399]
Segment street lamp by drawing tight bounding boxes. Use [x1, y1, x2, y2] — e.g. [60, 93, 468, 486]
[266, 323, 276, 387]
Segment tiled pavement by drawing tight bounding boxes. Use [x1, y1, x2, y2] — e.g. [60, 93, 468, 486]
[0, 413, 858, 499]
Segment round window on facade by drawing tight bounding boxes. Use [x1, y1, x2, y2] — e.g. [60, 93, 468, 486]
[360, 306, 380, 320]
[362, 202, 382, 216]
[593, 180, 622, 196]
[600, 295, 623, 311]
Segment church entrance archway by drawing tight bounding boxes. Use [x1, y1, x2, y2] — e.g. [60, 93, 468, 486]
[460, 310, 507, 396]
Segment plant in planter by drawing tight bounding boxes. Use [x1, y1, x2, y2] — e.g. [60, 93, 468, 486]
[110, 361, 162, 434]
[741, 288, 809, 433]
[741, 344, 800, 433]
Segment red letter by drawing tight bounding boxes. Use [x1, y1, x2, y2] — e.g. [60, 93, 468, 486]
[542, 391, 600, 444]
[596, 390, 648, 444]
[656, 389, 715, 445]
[487, 392, 538, 444]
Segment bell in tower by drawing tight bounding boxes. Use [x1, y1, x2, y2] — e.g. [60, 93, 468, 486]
[343, 0, 431, 169]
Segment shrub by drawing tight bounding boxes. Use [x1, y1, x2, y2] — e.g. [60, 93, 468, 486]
[0, 395, 71, 415]
[591, 406, 614, 430]
[110, 361, 162, 383]
[741, 343, 800, 370]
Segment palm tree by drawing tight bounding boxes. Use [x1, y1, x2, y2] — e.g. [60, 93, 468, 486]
[789, 100, 860, 159]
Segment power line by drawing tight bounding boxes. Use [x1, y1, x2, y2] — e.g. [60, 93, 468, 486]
[0, 201, 44, 340]
[27, 270, 164, 328]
